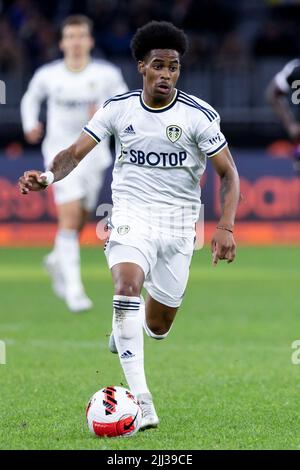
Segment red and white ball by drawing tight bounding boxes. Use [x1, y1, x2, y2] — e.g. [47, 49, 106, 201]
[86, 386, 142, 438]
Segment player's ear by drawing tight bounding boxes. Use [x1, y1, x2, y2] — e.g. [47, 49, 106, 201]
[138, 61, 145, 76]
[89, 36, 95, 50]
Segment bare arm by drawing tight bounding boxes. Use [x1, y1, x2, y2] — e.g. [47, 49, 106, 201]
[211, 146, 240, 229]
[49, 132, 97, 182]
[266, 79, 300, 141]
[18, 132, 97, 194]
[210, 146, 240, 265]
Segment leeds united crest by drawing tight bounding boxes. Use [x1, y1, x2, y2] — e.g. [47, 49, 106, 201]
[166, 125, 182, 143]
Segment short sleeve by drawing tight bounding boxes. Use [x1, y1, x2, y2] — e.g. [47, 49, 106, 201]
[83, 103, 115, 144]
[274, 59, 300, 93]
[286, 65, 300, 88]
[196, 119, 228, 158]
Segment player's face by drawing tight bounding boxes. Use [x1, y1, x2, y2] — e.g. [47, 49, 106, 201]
[60, 24, 94, 58]
[139, 49, 180, 104]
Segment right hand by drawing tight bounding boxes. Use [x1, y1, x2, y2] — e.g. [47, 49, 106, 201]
[18, 170, 47, 195]
[288, 123, 300, 142]
[25, 122, 44, 144]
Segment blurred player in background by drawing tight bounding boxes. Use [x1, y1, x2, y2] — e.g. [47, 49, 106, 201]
[21, 15, 128, 312]
[266, 59, 300, 174]
[19, 21, 239, 429]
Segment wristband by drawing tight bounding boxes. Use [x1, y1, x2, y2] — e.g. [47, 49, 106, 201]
[40, 171, 54, 186]
[216, 225, 234, 234]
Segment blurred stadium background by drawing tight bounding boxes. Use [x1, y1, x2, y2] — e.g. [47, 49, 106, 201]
[1, 0, 300, 246]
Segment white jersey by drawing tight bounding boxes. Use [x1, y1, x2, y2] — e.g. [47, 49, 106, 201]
[84, 89, 227, 236]
[21, 59, 128, 167]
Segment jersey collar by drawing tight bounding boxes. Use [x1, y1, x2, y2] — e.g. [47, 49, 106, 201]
[140, 89, 178, 113]
[63, 58, 91, 73]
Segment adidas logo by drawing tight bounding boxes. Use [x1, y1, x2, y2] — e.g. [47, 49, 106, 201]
[123, 124, 135, 135]
[120, 350, 135, 359]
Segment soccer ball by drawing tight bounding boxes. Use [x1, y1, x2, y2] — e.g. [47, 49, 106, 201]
[86, 386, 142, 438]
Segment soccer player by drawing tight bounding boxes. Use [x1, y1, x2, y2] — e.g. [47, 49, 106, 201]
[266, 59, 300, 173]
[20, 15, 128, 312]
[19, 21, 240, 429]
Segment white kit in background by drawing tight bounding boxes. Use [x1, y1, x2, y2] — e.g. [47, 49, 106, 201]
[21, 59, 127, 209]
[21, 59, 127, 312]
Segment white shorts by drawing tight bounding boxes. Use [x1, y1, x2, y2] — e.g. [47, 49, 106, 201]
[43, 143, 112, 211]
[104, 221, 195, 308]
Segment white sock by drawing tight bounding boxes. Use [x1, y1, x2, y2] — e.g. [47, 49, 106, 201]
[55, 229, 83, 294]
[113, 295, 149, 396]
[52, 230, 64, 262]
[45, 247, 58, 264]
[47, 228, 66, 264]
[47, 250, 56, 262]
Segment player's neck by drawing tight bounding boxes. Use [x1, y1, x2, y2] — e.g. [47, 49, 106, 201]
[142, 89, 177, 109]
[64, 56, 90, 72]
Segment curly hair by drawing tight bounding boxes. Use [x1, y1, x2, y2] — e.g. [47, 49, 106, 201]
[131, 21, 188, 61]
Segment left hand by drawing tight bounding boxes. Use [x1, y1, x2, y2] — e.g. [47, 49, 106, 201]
[211, 228, 236, 266]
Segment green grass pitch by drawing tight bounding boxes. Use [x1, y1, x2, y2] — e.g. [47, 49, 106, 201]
[0, 245, 300, 450]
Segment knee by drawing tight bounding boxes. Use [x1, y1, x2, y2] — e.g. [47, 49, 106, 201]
[114, 279, 141, 297]
[59, 220, 81, 231]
